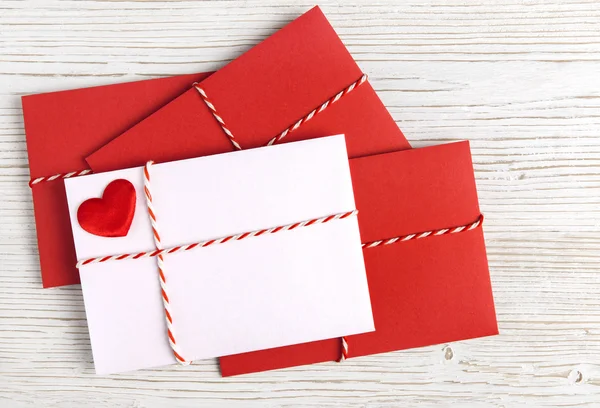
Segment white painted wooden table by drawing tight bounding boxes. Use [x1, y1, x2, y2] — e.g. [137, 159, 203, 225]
[1, 1, 599, 406]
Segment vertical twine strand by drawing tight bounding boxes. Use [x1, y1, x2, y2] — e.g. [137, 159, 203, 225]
[144, 161, 189, 365]
[337, 336, 349, 362]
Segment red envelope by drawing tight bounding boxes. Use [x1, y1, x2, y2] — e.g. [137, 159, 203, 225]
[86, 6, 409, 173]
[23, 72, 212, 288]
[219, 141, 498, 376]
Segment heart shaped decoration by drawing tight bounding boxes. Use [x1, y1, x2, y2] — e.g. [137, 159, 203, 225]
[77, 179, 136, 237]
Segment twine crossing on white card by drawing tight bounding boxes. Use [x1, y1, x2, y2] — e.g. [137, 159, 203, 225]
[78, 161, 360, 365]
[267, 74, 368, 146]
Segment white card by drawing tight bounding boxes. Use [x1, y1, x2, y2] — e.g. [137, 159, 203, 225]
[65, 135, 374, 375]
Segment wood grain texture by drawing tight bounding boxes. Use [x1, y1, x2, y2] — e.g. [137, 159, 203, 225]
[1, 0, 599, 406]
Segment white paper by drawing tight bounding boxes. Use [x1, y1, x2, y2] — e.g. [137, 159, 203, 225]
[65, 135, 374, 375]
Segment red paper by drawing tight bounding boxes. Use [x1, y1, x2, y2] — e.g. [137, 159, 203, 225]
[23, 72, 212, 288]
[219, 141, 498, 376]
[86, 6, 409, 173]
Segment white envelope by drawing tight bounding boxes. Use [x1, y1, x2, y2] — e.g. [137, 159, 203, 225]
[65, 135, 374, 375]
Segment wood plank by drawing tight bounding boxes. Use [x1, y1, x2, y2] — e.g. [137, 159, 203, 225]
[1, 1, 599, 406]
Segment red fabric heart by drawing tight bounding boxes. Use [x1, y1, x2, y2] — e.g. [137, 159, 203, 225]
[77, 179, 136, 237]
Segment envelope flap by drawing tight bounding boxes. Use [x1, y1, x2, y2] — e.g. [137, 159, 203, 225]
[350, 141, 481, 243]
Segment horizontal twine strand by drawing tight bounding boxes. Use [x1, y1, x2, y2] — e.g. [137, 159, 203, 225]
[76, 210, 359, 268]
[29, 169, 92, 187]
[361, 214, 484, 249]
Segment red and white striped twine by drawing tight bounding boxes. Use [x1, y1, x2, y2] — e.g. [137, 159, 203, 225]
[267, 74, 368, 146]
[338, 336, 349, 362]
[193, 85, 242, 151]
[143, 161, 189, 365]
[28, 169, 92, 187]
[361, 214, 484, 249]
[80, 162, 358, 365]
